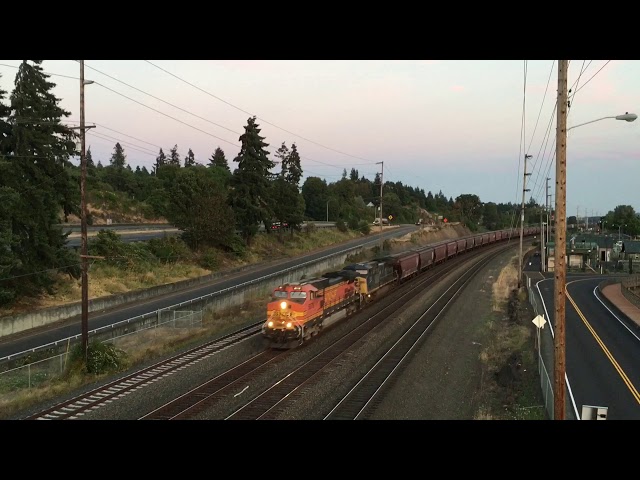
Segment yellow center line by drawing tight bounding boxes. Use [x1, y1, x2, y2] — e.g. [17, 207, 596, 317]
[566, 279, 640, 404]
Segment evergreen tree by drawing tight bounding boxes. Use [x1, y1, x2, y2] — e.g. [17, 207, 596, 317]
[208, 147, 229, 172]
[1, 60, 80, 304]
[272, 142, 304, 232]
[97, 160, 103, 169]
[168, 144, 180, 167]
[283, 143, 303, 185]
[349, 168, 359, 182]
[0, 75, 18, 304]
[275, 142, 290, 177]
[86, 146, 95, 169]
[165, 167, 235, 250]
[109, 142, 126, 169]
[0, 74, 11, 154]
[154, 147, 166, 173]
[228, 117, 275, 244]
[184, 148, 196, 167]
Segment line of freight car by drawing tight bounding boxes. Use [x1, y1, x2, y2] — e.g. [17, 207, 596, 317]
[261, 226, 539, 348]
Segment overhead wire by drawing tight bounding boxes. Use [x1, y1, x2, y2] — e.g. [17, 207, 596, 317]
[85, 61, 376, 171]
[144, 60, 377, 163]
[509, 60, 528, 234]
[2, 62, 379, 174]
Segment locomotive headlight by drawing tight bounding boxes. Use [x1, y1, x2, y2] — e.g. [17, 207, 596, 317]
[280, 301, 287, 310]
[267, 321, 274, 328]
[286, 322, 293, 329]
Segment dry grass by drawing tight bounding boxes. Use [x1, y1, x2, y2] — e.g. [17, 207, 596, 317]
[474, 255, 544, 420]
[491, 256, 519, 311]
[0, 224, 478, 319]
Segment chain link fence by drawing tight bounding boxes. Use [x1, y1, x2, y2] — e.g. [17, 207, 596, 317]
[0, 309, 202, 396]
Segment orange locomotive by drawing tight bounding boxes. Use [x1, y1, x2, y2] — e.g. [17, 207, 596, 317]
[262, 259, 397, 348]
[262, 274, 361, 348]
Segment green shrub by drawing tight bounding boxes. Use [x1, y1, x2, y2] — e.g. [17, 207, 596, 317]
[228, 234, 246, 258]
[347, 217, 360, 230]
[198, 248, 220, 270]
[148, 236, 191, 263]
[358, 220, 371, 235]
[336, 220, 348, 233]
[68, 341, 127, 375]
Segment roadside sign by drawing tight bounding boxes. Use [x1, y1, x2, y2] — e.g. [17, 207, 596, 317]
[388, 215, 393, 220]
[581, 405, 608, 420]
[532, 314, 546, 329]
[444, 218, 448, 223]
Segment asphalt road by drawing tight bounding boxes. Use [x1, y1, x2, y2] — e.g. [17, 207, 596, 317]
[0, 225, 417, 359]
[535, 275, 640, 419]
[64, 222, 338, 248]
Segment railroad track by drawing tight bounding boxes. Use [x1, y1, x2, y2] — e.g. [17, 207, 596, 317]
[133, 244, 482, 420]
[24, 241, 512, 420]
[24, 323, 262, 420]
[323, 246, 502, 419]
[223, 244, 509, 420]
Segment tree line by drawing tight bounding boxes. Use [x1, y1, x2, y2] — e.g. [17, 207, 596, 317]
[1, 60, 545, 307]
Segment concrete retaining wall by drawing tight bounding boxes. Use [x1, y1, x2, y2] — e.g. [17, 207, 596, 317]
[0, 243, 367, 341]
[621, 276, 640, 309]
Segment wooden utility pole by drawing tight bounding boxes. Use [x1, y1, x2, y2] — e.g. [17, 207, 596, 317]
[554, 59, 569, 420]
[377, 161, 384, 248]
[541, 209, 545, 272]
[73, 61, 95, 363]
[546, 177, 551, 251]
[518, 154, 532, 288]
[79, 60, 89, 362]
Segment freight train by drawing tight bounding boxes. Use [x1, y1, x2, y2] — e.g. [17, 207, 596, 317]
[261, 226, 540, 348]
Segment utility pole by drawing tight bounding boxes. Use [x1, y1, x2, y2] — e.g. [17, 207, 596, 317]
[73, 61, 95, 363]
[518, 154, 532, 288]
[546, 177, 551, 263]
[554, 59, 569, 420]
[541, 209, 546, 272]
[376, 161, 384, 247]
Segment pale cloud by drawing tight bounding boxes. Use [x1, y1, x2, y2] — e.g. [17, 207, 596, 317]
[450, 85, 465, 92]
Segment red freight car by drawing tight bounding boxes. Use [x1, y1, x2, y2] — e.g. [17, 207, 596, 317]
[446, 241, 457, 258]
[416, 247, 435, 271]
[456, 238, 466, 254]
[434, 243, 447, 264]
[391, 251, 420, 282]
[495, 231, 502, 241]
[482, 233, 489, 245]
[489, 232, 496, 244]
[473, 234, 483, 249]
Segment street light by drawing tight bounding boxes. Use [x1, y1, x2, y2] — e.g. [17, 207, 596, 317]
[554, 59, 636, 421]
[326, 198, 336, 222]
[612, 224, 627, 241]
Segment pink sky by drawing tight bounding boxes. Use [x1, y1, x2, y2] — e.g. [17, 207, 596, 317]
[0, 59, 638, 216]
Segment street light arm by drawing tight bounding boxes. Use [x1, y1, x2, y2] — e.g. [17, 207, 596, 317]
[568, 113, 637, 131]
[567, 116, 615, 131]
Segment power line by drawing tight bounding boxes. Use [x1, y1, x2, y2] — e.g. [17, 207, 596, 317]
[80, 62, 376, 172]
[92, 81, 240, 148]
[2, 63, 377, 175]
[526, 60, 555, 155]
[0, 63, 79, 81]
[510, 60, 528, 234]
[87, 131, 158, 156]
[574, 60, 609, 95]
[80, 61, 241, 137]
[144, 60, 377, 163]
